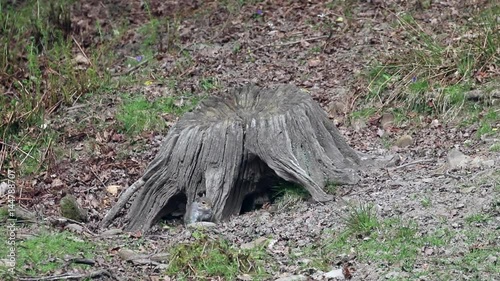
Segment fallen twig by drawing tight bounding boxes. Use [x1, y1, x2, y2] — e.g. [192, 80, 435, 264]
[100, 178, 145, 229]
[90, 167, 106, 189]
[390, 159, 434, 171]
[19, 269, 120, 281]
[111, 54, 157, 77]
[72, 35, 92, 66]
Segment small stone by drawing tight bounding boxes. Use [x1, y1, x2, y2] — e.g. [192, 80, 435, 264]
[106, 185, 121, 196]
[186, 222, 217, 229]
[430, 119, 440, 128]
[52, 178, 64, 188]
[380, 112, 394, 129]
[100, 229, 123, 236]
[423, 246, 434, 256]
[486, 255, 497, 264]
[73, 53, 90, 65]
[60, 194, 87, 222]
[298, 258, 312, 265]
[395, 135, 413, 147]
[447, 149, 470, 169]
[274, 274, 307, 281]
[65, 224, 84, 233]
[237, 274, 253, 281]
[150, 252, 170, 262]
[308, 58, 321, 67]
[481, 159, 495, 168]
[241, 237, 268, 250]
[324, 268, 344, 279]
[117, 248, 147, 261]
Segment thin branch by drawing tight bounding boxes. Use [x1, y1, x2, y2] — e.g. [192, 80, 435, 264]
[19, 269, 120, 281]
[100, 178, 145, 229]
[72, 35, 92, 66]
[111, 53, 157, 77]
[390, 159, 434, 171]
[91, 167, 106, 189]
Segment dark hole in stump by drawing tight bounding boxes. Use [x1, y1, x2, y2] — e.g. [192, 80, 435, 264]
[155, 193, 187, 223]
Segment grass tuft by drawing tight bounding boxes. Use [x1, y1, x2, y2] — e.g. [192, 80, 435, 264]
[0, 228, 95, 278]
[362, 5, 500, 125]
[166, 231, 271, 279]
[342, 203, 379, 237]
[116, 94, 201, 135]
[272, 181, 310, 211]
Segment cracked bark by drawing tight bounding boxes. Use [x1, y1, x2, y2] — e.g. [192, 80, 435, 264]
[101, 84, 396, 232]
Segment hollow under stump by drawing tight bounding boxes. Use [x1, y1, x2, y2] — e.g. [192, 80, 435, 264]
[100, 84, 397, 232]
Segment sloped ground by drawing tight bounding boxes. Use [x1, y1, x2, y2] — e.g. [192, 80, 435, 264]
[3, 0, 499, 280]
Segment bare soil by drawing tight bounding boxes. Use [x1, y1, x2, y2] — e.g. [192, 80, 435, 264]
[13, 0, 499, 280]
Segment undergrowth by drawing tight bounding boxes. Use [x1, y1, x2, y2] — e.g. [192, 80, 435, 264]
[166, 231, 271, 280]
[360, 4, 499, 136]
[0, 228, 96, 278]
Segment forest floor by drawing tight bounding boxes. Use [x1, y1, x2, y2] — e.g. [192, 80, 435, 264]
[0, 0, 499, 280]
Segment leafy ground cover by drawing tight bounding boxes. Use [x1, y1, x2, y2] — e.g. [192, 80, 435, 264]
[0, 0, 498, 280]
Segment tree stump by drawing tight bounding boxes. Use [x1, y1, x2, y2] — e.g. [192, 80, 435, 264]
[101, 84, 395, 232]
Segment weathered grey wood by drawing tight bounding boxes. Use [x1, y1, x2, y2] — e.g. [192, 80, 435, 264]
[103, 84, 395, 232]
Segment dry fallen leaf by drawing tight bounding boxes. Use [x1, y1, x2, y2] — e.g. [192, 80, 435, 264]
[106, 185, 121, 196]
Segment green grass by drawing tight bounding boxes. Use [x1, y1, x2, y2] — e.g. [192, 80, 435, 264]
[324, 181, 339, 194]
[166, 231, 271, 280]
[301, 212, 499, 280]
[360, 5, 500, 129]
[490, 143, 500, 152]
[477, 108, 499, 137]
[0, 1, 113, 136]
[0, 228, 96, 278]
[420, 197, 432, 208]
[4, 129, 59, 176]
[342, 203, 379, 237]
[116, 94, 201, 135]
[350, 107, 377, 122]
[465, 213, 491, 225]
[271, 181, 310, 211]
[0, 0, 121, 176]
[199, 77, 220, 92]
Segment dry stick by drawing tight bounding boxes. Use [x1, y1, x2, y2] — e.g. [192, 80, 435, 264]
[390, 159, 434, 171]
[178, 63, 198, 78]
[251, 35, 330, 52]
[16, 80, 47, 121]
[0, 141, 6, 173]
[19, 269, 119, 281]
[444, 171, 462, 180]
[111, 57, 152, 77]
[90, 168, 106, 189]
[20, 133, 41, 166]
[100, 178, 145, 229]
[72, 35, 92, 66]
[65, 257, 96, 266]
[0, 141, 35, 160]
[35, 137, 52, 172]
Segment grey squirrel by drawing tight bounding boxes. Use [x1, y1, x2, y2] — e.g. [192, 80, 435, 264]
[184, 196, 213, 224]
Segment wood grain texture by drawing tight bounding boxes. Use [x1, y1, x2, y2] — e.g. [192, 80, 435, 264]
[103, 84, 395, 232]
